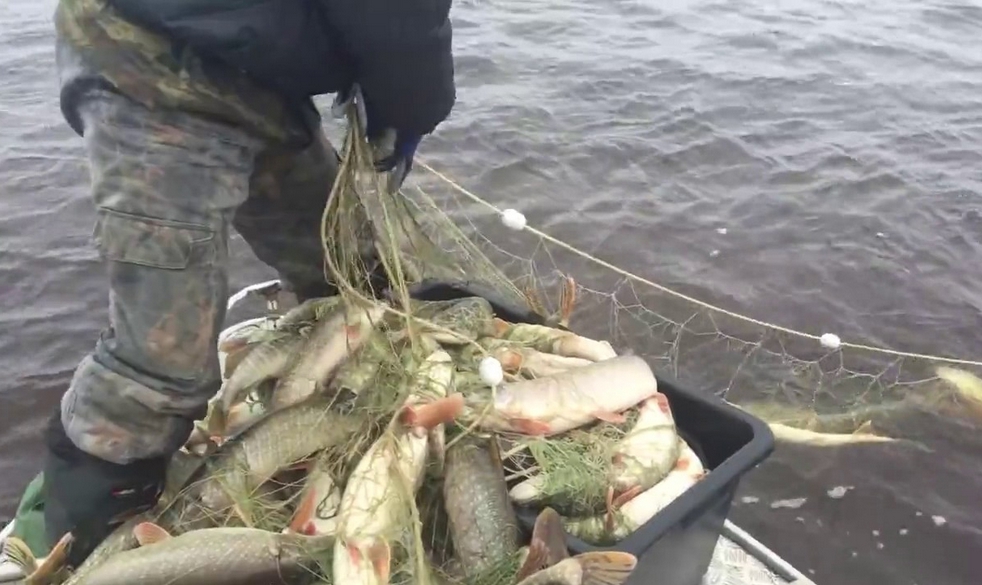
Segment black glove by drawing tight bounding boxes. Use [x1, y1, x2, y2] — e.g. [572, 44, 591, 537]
[41, 409, 167, 568]
[332, 83, 423, 194]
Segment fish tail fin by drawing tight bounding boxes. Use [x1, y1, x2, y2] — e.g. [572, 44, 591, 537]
[515, 506, 568, 580]
[576, 551, 638, 585]
[132, 522, 172, 546]
[288, 488, 318, 535]
[29, 532, 74, 582]
[936, 366, 982, 407]
[514, 540, 548, 583]
[1, 535, 38, 575]
[531, 506, 570, 566]
[283, 458, 315, 473]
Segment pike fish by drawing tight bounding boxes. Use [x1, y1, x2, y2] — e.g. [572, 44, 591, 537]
[476, 338, 592, 379]
[287, 453, 344, 537]
[51, 448, 225, 585]
[609, 393, 680, 492]
[510, 393, 679, 506]
[492, 319, 618, 363]
[515, 552, 637, 585]
[191, 398, 365, 513]
[331, 330, 396, 396]
[271, 302, 388, 410]
[475, 355, 659, 436]
[74, 523, 334, 585]
[564, 440, 705, 545]
[767, 421, 897, 447]
[60, 515, 147, 585]
[218, 329, 311, 413]
[333, 350, 454, 585]
[442, 436, 521, 577]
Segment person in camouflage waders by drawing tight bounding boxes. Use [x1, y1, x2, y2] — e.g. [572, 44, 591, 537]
[37, 0, 457, 566]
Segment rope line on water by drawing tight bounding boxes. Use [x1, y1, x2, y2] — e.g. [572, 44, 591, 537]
[416, 159, 982, 368]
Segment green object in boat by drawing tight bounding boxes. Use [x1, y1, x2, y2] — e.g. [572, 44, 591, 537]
[9, 472, 50, 559]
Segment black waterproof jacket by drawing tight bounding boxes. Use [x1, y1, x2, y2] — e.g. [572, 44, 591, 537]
[107, 0, 456, 136]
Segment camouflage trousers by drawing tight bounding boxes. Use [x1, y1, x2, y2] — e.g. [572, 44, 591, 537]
[60, 83, 343, 466]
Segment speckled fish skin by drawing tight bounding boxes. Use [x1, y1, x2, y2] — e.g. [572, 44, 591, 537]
[564, 441, 705, 545]
[413, 297, 495, 344]
[276, 296, 344, 327]
[271, 303, 387, 409]
[610, 393, 680, 492]
[62, 516, 144, 585]
[442, 436, 521, 577]
[75, 528, 333, 585]
[192, 398, 364, 511]
[218, 331, 310, 412]
[332, 350, 452, 585]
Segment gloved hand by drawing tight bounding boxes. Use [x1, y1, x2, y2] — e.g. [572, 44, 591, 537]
[333, 84, 422, 194]
[41, 408, 167, 568]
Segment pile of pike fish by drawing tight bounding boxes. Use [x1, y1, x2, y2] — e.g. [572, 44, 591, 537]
[7, 284, 708, 585]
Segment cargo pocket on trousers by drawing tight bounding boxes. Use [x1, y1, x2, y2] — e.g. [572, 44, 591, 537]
[93, 208, 218, 269]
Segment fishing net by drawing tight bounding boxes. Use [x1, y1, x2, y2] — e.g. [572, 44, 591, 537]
[317, 92, 982, 441]
[200, 92, 982, 585]
[301, 94, 633, 584]
[399, 163, 982, 440]
[14, 90, 978, 585]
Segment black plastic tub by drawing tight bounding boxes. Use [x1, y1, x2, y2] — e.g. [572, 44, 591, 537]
[513, 371, 775, 585]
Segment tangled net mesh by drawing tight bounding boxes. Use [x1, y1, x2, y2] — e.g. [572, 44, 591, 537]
[404, 165, 982, 436]
[142, 97, 982, 585]
[294, 95, 982, 583]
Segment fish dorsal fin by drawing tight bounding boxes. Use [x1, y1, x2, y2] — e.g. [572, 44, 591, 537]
[515, 506, 570, 581]
[531, 507, 570, 566]
[513, 543, 547, 583]
[132, 522, 172, 546]
[575, 551, 638, 585]
[288, 489, 317, 535]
